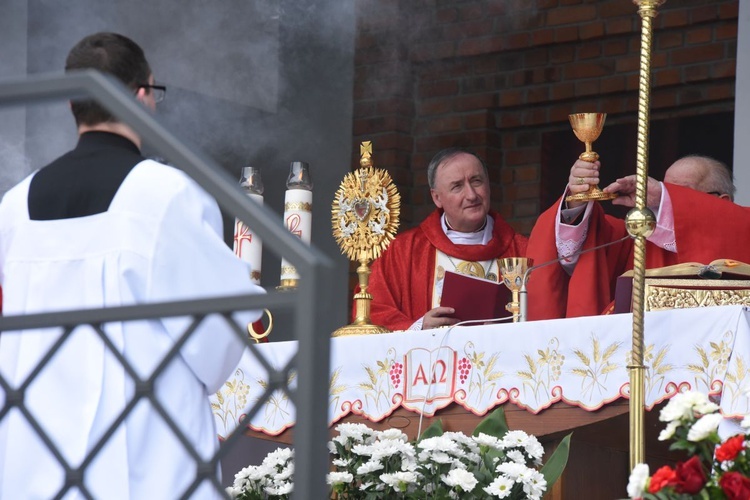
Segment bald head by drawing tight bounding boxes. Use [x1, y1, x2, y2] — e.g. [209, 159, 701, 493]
[663, 155, 735, 201]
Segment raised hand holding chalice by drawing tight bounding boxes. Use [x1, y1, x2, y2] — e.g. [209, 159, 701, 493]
[565, 113, 617, 203]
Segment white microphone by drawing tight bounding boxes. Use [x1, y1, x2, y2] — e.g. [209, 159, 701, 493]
[518, 234, 632, 322]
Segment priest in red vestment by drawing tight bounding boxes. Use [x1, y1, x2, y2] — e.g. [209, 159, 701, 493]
[367, 148, 528, 331]
[526, 155, 750, 320]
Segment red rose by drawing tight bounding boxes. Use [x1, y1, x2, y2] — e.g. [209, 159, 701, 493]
[648, 465, 678, 493]
[720, 471, 750, 500]
[717, 435, 746, 462]
[674, 455, 707, 494]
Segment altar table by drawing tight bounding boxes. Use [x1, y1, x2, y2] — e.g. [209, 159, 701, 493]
[212, 305, 750, 439]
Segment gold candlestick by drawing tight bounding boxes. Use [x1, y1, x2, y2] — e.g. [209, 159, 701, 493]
[566, 113, 617, 203]
[331, 142, 401, 337]
[629, 0, 666, 470]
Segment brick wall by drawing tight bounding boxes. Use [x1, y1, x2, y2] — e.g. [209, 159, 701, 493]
[352, 0, 738, 235]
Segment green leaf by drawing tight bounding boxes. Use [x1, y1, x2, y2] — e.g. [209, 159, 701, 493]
[540, 432, 572, 489]
[418, 419, 444, 441]
[472, 407, 509, 438]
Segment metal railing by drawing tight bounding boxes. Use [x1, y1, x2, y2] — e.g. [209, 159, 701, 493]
[0, 70, 336, 499]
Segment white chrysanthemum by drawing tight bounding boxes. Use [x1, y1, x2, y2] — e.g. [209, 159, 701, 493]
[484, 476, 515, 498]
[351, 443, 374, 457]
[523, 436, 544, 461]
[660, 391, 719, 423]
[627, 463, 650, 499]
[359, 481, 375, 491]
[224, 486, 243, 499]
[335, 422, 375, 440]
[233, 465, 254, 483]
[430, 451, 454, 464]
[401, 456, 420, 472]
[370, 439, 415, 462]
[658, 420, 681, 441]
[235, 464, 272, 485]
[356, 460, 384, 475]
[507, 449, 526, 464]
[326, 471, 354, 485]
[378, 428, 408, 441]
[331, 458, 351, 467]
[441, 468, 478, 492]
[521, 470, 547, 499]
[495, 462, 528, 481]
[465, 452, 482, 465]
[444, 431, 479, 451]
[268, 482, 293, 496]
[473, 432, 503, 450]
[660, 392, 698, 423]
[331, 435, 348, 447]
[687, 413, 724, 441]
[418, 436, 462, 455]
[496, 461, 530, 480]
[265, 447, 293, 465]
[276, 463, 294, 481]
[501, 430, 530, 448]
[380, 471, 419, 491]
[692, 395, 720, 416]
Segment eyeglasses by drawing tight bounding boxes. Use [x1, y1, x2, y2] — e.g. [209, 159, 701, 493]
[138, 83, 167, 103]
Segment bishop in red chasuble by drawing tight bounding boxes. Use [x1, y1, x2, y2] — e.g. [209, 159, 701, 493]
[526, 184, 750, 320]
[368, 209, 528, 331]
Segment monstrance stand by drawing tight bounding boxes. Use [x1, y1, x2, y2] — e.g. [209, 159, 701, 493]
[331, 141, 400, 337]
[498, 257, 533, 322]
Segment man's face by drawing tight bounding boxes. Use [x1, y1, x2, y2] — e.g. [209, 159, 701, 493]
[137, 75, 157, 112]
[430, 152, 490, 232]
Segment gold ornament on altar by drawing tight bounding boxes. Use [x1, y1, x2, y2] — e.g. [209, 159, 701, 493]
[498, 257, 533, 323]
[565, 112, 617, 203]
[331, 141, 400, 337]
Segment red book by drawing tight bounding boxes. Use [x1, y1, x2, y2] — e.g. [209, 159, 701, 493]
[439, 270, 512, 322]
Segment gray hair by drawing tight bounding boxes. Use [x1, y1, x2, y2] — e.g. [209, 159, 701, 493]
[427, 148, 488, 189]
[685, 154, 736, 201]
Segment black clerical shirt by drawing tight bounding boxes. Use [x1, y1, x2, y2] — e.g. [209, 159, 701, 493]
[28, 132, 144, 220]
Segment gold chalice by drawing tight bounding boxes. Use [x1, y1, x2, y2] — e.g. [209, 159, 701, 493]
[498, 257, 533, 322]
[566, 112, 617, 203]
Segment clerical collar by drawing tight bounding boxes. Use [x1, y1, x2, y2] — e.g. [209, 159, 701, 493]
[444, 216, 487, 233]
[441, 214, 493, 245]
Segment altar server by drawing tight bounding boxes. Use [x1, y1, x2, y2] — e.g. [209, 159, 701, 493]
[0, 32, 263, 499]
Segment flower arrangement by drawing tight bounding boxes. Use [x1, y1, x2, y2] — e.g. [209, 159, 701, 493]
[627, 390, 750, 499]
[228, 408, 571, 499]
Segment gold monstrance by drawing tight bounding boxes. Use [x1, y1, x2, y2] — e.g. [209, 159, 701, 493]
[331, 142, 400, 337]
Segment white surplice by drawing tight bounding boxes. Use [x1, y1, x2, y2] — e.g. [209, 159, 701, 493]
[0, 160, 263, 499]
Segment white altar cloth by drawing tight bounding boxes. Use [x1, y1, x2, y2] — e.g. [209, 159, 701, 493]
[211, 306, 750, 438]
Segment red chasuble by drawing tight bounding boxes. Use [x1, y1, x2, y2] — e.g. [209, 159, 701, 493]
[526, 184, 750, 320]
[367, 209, 528, 331]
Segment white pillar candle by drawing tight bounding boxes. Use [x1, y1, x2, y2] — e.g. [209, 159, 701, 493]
[233, 192, 264, 285]
[280, 189, 313, 282]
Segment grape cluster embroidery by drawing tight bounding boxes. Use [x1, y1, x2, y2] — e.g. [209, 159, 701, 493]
[389, 361, 403, 388]
[458, 357, 472, 384]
